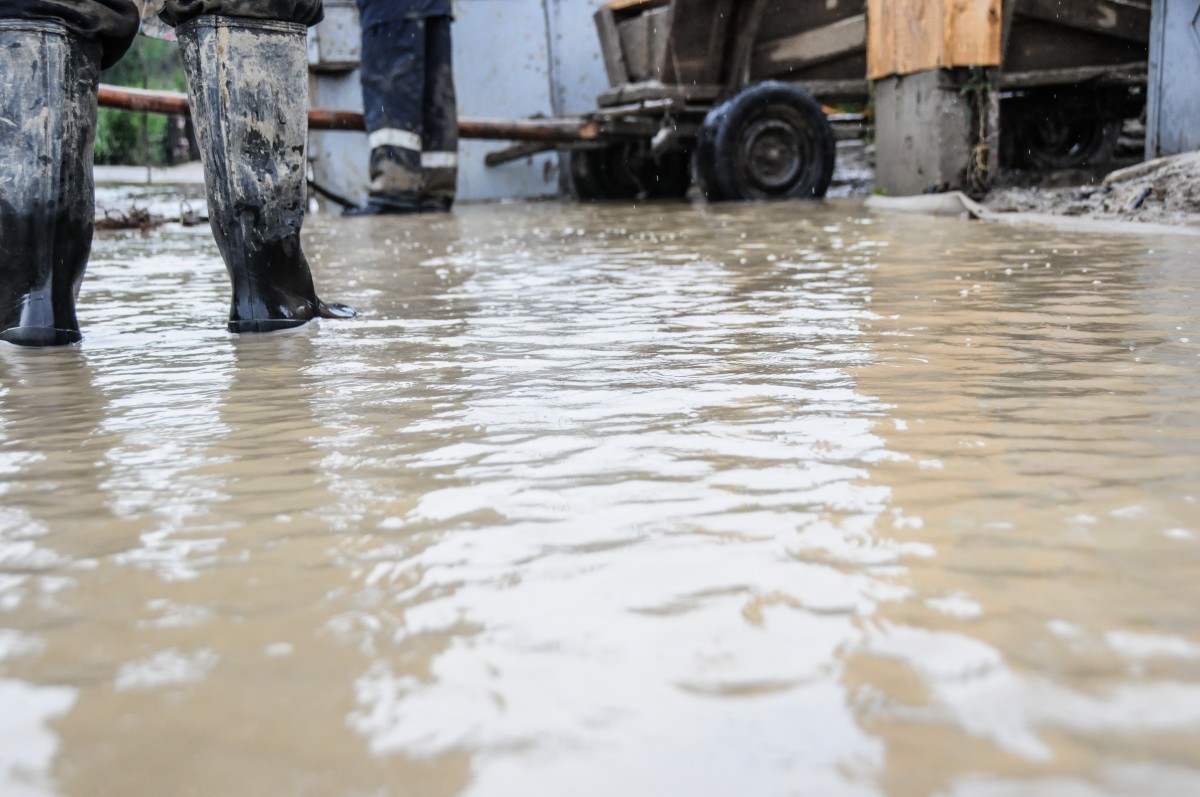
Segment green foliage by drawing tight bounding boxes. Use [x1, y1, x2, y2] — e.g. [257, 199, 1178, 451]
[95, 36, 188, 166]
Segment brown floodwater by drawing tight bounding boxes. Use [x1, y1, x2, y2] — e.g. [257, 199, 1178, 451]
[1, 199, 1198, 797]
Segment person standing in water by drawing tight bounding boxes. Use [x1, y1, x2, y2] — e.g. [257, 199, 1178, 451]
[0, 0, 355, 347]
[344, 0, 458, 215]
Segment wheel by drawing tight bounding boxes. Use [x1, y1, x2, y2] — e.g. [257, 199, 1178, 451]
[639, 147, 692, 199]
[693, 81, 836, 201]
[567, 144, 640, 201]
[568, 142, 692, 201]
[1002, 99, 1120, 170]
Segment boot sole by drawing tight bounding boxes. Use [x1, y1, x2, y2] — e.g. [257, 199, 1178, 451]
[1, 326, 83, 347]
[227, 318, 316, 334]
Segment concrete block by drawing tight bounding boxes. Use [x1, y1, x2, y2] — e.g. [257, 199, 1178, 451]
[873, 68, 997, 197]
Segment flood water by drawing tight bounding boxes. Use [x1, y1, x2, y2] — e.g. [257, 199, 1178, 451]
[1, 199, 1198, 796]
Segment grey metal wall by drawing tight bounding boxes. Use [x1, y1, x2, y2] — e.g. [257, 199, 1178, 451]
[1146, 0, 1200, 158]
[307, 0, 611, 204]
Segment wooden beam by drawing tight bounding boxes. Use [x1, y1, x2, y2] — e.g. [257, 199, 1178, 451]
[662, 0, 733, 85]
[999, 61, 1147, 88]
[866, 0, 896, 80]
[753, 14, 865, 75]
[943, 0, 1002, 67]
[1000, 0, 1019, 64]
[703, 0, 736, 84]
[597, 80, 721, 107]
[868, 0, 1001, 79]
[1014, 0, 1151, 44]
[594, 7, 630, 87]
[725, 0, 771, 90]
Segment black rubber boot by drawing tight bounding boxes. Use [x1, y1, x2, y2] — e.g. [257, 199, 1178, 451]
[177, 16, 355, 334]
[0, 21, 100, 347]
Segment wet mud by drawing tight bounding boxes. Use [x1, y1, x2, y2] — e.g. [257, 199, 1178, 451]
[1, 199, 1198, 796]
[987, 152, 1200, 229]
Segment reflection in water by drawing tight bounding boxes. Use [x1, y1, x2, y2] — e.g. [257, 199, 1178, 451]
[0, 201, 1197, 796]
[845, 217, 1200, 796]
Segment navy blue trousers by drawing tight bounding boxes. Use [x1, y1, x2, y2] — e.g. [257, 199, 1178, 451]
[357, 0, 457, 210]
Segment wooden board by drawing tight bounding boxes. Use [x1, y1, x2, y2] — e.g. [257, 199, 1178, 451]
[663, 0, 735, 85]
[943, 0, 1003, 67]
[868, 0, 1001, 79]
[1015, 0, 1150, 43]
[754, 14, 866, 76]
[594, 7, 631, 86]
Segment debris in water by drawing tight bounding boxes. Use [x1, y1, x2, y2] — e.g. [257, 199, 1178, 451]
[95, 205, 161, 232]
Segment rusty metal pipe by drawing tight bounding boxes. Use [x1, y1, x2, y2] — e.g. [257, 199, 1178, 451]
[97, 84, 597, 142]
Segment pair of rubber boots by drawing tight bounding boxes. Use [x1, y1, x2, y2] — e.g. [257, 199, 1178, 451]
[0, 17, 353, 347]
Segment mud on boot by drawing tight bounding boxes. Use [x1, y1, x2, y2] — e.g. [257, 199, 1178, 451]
[0, 22, 101, 347]
[177, 16, 355, 334]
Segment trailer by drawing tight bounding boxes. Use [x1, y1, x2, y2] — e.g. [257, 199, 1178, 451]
[558, 0, 1152, 201]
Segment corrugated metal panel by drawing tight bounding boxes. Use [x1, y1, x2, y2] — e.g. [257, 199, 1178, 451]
[1146, 0, 1200, 157]
[455, 0, 560, 200]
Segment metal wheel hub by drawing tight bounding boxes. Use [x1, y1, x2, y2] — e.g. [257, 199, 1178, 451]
[740, 117, 806, 192]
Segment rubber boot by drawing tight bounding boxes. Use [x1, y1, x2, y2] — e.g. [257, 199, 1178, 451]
[0, 21, 100, 347]
[177, 16, 355, 333]
[341, 146, 424, 216]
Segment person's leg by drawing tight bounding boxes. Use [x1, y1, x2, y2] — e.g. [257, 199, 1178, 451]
[345, 0, 424, 216]
[1, 0, 138, 67]
[419, 13, 457, 212]
[162, 0, 354, 333]
[0, 0, 136, 346]
[173, 13, 354, 332]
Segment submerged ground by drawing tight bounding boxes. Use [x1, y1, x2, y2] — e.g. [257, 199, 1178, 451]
[1, 198, 1198, 796]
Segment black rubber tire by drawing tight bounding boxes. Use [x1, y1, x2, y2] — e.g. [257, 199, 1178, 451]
[567, 145, 640, 201]
[694, 81, 836, 202]
[1003, 101, 1121, 170]
[568, 142, 692, 201]
[639, 147, 692, 199]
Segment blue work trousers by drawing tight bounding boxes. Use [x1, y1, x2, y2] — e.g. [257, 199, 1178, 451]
[357, 0, 457, 210]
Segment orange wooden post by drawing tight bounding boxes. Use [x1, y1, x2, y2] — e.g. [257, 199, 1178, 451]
[868, 0, 1003, 196]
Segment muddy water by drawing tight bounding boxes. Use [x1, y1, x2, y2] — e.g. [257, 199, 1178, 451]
[1, 200, 1198, 797]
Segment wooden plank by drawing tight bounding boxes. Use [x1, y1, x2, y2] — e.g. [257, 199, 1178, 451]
[619, 15, 652, 80]
[895, 0, 939, 76]
[943, 0, 1002, 67]
[754, 14, 865, 75]
[999, 61, 1147, 88]
[702, 0, 736, 84]
[725, 0, 771, 89]
[1000, 0, 1018, 62]
[596, 80, 722, 108]
[646, 6, 673, 80]
[866, 0, 896, 79]
[1004, 19, 1148, 72]
[594, 7, 630, 87]
[869, 0, 1001, 79]
[794, 77, 870, 98]
[1015, 0, 1151, 44]
[662, 0, 733, 86]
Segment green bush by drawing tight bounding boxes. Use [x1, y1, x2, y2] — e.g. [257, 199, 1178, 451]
[95, 35, 189, 166]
